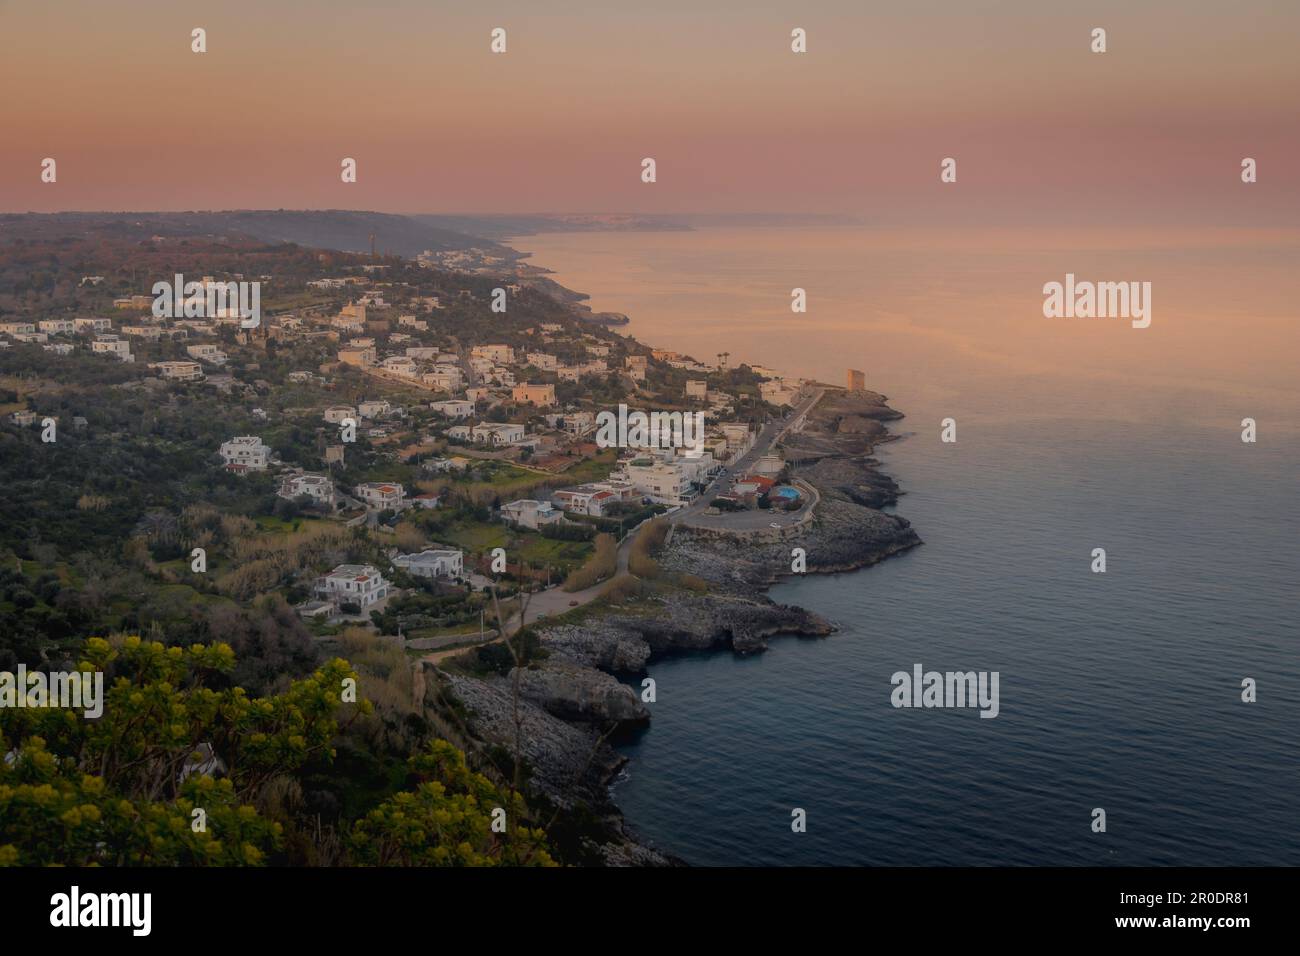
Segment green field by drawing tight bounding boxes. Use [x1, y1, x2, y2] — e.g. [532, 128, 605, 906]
[438, 519, 593, 572]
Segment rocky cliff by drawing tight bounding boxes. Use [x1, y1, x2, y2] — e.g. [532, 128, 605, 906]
[421, 387, 920, 865]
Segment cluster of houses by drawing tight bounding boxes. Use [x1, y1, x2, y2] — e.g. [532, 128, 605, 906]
[0, 317, 153, 363]
[2, 297, 243, 375]
[217, 449, 446, 516]
[310, 546, 464, 610]
[305, 545, 465, 619]
[4, 270, 280, 363]
[489, 420, 768, 525]
[8, 265, 826, 645]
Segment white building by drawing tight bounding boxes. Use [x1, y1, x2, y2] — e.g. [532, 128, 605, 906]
[316, 564, 389, 608]
[423, 366, 464, 391]
[381, 356, 418, 378]
[430, 400, 474, 418]
[552, 481, 637, 517]
[38, 319, 76, 334]
[91, 336, 133, 362]
[279, 473, 336, 507]
[501, 499, 563, 530]
[187, 343, 228, 366]
[357, 399, 391, 420]
[391, 549, 463, 580]
[219, 436, 270, 472]
[354, 481, 406, 510]
[563, 411, 596, 437]
[615, 457, 691, 506]
[151, 361, 204, 382]
[471, 422, 526, 446]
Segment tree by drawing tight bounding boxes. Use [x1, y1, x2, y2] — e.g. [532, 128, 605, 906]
[0, 637, 367, 865]
[348, 739, 555, 866]
[1, 636, 558, 866]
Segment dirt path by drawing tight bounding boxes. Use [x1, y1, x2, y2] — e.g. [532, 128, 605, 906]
[420, 521, 642, 665]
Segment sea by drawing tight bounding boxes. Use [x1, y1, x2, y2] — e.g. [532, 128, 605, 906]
[519, 225, 1300, 866]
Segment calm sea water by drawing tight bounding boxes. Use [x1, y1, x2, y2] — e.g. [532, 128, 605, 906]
[523, 227, 1300, 865]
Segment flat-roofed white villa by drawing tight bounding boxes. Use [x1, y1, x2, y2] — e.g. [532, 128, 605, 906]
[151, 360, 204, 381]
[278, 473, 336, 506]
[429, 400, 474, 418]
[391, 548, 464, 580]
[315, 564, 390, 608]
[501, 498, 562, 529]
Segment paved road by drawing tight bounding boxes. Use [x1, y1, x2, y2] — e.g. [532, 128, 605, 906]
[420, 390, 827, 664]
[672, 386, 825, 531]
[452, 338, 480, 388]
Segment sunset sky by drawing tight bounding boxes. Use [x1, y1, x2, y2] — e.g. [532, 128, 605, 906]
[2, 0, 1298, 223]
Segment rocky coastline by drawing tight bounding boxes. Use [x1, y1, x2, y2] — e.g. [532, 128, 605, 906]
[422, 387, 920, 864]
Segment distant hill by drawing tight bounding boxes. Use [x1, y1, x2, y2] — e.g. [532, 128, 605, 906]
[0, 210, 506, 258]
[410, 214, 692, 238]
[409, 213, 863, 236]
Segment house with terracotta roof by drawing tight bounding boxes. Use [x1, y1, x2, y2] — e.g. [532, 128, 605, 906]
[315, 564, 390, 608]
[551, 481, 637, 517]
[733, 474, 776, 501]
[354, 481, 406, 510]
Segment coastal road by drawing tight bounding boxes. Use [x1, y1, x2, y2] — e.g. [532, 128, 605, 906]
[671, 386, 826, 530]
[421, 391, 827, 664]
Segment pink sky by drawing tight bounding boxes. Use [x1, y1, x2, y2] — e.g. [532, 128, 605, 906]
[2, 0, 1297, 223]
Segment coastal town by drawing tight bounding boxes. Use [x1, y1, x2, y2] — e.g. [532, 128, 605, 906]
[2, 231, 840, 646]
[0, 213, 918, 865]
